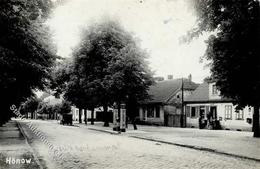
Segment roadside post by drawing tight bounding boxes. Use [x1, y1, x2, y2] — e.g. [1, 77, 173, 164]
[120, 103, 126, 132]
[113, 103, 120, 131]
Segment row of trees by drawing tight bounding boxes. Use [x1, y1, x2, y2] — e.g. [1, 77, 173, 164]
[0, 0, 57, 126]
[20, 96, 71, 119]
[51, 20, 154, 128]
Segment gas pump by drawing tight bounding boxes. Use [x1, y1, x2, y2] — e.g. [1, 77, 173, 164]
[113, 103, 120, 131]
[120, 103, 126, 132]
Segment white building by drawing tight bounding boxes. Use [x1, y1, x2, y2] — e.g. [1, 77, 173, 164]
[185, 82, 253, 131]
[71, 106, 113, 122]
[71, 106, 96, 122]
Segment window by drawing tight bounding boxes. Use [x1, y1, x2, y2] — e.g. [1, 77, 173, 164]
[147, 106, 154, 118]
[146, 106, 160, 118]
[142, 108, 146, 120]
[191, 107, 196, 118]
[236, 110, 244, 120]
[186, 106, 190, 117]
[155, 106, 160, 118]
[212, 84, 218, 95]
[225, 105, 232, 120]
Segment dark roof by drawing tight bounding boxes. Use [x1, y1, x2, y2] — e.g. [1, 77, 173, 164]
[145, 79, 198, 104]
[185, 83, 232, 103]
[185, 83, 209, 102]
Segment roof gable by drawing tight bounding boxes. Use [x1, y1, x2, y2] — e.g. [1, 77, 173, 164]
[185, 83, 209, 102]
[185, 82, 232, 103]
[146, 79, 198, 104]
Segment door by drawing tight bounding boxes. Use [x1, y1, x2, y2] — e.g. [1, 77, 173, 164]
[199, 106, 207, 129]
[210, 106, 217, 120]
[167, 114, 181, 127]
[208, 106, 220, 129]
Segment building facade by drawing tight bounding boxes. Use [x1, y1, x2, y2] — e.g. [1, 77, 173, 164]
[185, 82, 253, 131]
[71, 106, 99, 122]
[138, 77, 198, 127]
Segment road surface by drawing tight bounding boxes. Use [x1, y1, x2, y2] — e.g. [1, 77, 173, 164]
[18, 119, 260, 169]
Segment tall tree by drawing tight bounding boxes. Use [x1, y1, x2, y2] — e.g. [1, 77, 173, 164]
[62, 20, 153, 127]
[0, 0, 56, 125]
[189, 0, 260, 137]
[51, 58, 94, 124]
[105, 43, 154, 129]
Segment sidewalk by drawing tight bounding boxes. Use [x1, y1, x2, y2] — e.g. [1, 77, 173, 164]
[76, 121, 260, 162]
[0, 120, 42, 169]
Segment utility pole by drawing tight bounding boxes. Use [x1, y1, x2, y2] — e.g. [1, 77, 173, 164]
[181, 78, 185, 128]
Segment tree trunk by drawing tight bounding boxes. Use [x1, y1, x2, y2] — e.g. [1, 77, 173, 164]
[79, 108, 82, 123]
[84, 109, 87, 125]
[103, 105, 109, 127]
[253, 105, 260, 137]
[132, 117, 138, 130]
[126, 116, 128, 128]
[91, 108, 94, 125]
[127, 100, 138, 130]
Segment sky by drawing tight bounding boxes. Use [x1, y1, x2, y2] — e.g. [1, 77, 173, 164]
[47, 0, 211, 83]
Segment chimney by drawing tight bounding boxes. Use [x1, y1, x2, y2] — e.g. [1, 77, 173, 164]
[167, 75, 173, 80]
[188, 74, 192, 82]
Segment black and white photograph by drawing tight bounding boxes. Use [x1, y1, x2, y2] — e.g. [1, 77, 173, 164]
[1, 0, 260, 168]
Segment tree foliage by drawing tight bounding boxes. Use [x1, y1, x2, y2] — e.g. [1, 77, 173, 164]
[20, 96, 41, 116]
[0, 0, 56, 124]
[190, 0, 260, 137]
[52, 20, 154, 125]
[38, 101, 71, 115]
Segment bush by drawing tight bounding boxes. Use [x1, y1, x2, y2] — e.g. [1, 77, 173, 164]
[58, 101, 71, 114]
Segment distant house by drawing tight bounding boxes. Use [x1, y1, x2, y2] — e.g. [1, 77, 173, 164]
[138, 76, 198, 127]
[71, 106, 114, 122]
[38, 92, 103, 122]
[184, 82, 253, 131]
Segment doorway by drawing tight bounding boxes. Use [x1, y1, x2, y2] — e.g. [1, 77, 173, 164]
[210, 106, 217, 120]
[208, 106, 221, 129]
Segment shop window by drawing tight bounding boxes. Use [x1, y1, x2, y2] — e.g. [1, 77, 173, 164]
[225, 105, 232, 120]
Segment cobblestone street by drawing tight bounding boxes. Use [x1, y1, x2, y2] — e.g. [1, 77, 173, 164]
[15, 119, 260, 169]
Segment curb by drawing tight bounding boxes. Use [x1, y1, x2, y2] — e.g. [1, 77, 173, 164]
[16, 121, 45, 169]
[130, 136, 260, 163]
[88, 128, 120, 135]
